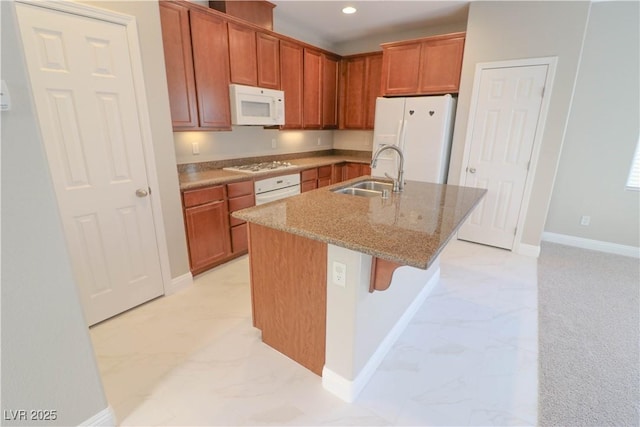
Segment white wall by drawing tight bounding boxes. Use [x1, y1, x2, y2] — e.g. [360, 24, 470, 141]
[80, 0, 190, 279]
[174, 128, 333, 164]
[333, 130, 374, 152]
[544, 1, 640, 247]
[448, 1, 592, 248]
[1, 2, 109, 424]
[334, 21, 467, 56]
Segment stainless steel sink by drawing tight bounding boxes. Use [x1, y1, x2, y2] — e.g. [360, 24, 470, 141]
[332, 187, 383, 197]
[331, 180, 393, 198]
[350, 180, 393, 192]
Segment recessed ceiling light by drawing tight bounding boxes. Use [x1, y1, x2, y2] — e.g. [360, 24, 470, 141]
[342, 6, 357, 14]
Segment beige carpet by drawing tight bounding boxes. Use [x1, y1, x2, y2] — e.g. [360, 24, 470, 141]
[538, 242, 640, 426]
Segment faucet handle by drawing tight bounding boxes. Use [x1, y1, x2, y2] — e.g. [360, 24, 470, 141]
[384, 173, 400, 192]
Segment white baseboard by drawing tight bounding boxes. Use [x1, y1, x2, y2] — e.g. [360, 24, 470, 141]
[322, 268, 440, 402]
[515, 242, 541, 257]
[165, 272, 194, 295]
[79, 405, 116, 426]
[542, 232, 640, 258]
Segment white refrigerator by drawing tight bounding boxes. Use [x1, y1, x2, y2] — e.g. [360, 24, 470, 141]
[371, 95, 456, 184]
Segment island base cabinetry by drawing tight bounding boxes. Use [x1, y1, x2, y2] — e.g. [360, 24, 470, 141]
[248, 223, 327, 375]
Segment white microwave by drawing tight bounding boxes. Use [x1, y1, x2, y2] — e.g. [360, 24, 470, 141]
[229, 84, 285, 126]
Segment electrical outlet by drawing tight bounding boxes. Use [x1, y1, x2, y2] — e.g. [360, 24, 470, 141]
[192, 142, 199, 155]
[580, 215, 591, 226]
[271, 138, 277, 149]
[332, 261, 346, 287]
[317, 137, 322, 146]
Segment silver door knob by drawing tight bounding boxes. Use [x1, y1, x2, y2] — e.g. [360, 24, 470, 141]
[468, 167, 476, 174]
[135, 188, 149, 198]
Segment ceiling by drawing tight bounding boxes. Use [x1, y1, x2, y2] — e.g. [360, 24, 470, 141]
[270, 1, 471, 45]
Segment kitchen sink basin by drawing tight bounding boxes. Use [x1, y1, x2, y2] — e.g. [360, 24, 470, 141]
[332, 187, 383, 197]
[350, 180, 393, 192]
[331, 180, 394, 198]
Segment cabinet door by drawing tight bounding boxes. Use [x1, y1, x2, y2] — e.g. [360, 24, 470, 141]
[185, 200, 230, 273]
[332, 163, 345, 184]
[380, 43, 421, 95]
[419, 36, 465, 94]
[344, 163, 362, 180]
[342, 57, 367, 129]
[228, 22, 257, 86]
[190, 10, 232, 129]
[301, 180, 318, 193]
[280, 40, 303, 129]
[303, 48, 323, 129]
[158, 2, 198, 129]
[322, 55, 339, 129]
[231, 223, 248, 254]
[256, 32, 280, 89]
[365, 54, 383, 129]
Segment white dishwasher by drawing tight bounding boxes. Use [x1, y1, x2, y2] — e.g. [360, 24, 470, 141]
[254, 173, 301, 205]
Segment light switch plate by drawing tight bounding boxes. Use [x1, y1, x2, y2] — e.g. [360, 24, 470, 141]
[332, 261, 346, 287]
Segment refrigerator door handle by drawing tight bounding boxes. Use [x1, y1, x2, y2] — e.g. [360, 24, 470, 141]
[395, 120, 404, 147]
[399, 119, 408, 151]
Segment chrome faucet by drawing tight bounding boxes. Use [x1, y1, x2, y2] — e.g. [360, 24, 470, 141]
[371, 144, 405, 192]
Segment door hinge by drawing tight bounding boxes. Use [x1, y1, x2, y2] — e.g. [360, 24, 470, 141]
[514, 227, 518, 236]
[526, 161, 530, 171]
[541, 87, 545, 98]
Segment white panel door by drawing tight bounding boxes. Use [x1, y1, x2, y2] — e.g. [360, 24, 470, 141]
[17, 3, 164, 325]
[458, 65, 548, 249]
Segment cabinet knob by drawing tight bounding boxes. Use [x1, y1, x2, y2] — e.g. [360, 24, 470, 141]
[468, 167, 476, 174]
[136, 188, 149, 198]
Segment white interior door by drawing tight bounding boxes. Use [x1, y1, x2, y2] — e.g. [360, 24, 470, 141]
[17, 3, 164, 325]
[458, 64, 548, 249]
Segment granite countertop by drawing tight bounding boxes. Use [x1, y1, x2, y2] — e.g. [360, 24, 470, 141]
[233, 177, 487, 269]
[179, 154, 371, 191]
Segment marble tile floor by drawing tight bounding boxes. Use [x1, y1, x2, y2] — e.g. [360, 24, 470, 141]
[89, 240, 538, 426]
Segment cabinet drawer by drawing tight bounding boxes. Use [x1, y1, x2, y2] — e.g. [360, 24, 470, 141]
[227, 179, 254, 198]
[301, 168, 318, 182]
[301, 180, 318, 193]
[318, 165, 332, 178]
[183, 185, 225, 208]
[228, 194, 254, 226]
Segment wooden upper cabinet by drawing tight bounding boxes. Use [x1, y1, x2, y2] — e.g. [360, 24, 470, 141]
[256, 32, 280, 89]
[365, 54, 382, 129]
[381, 43, 422, 95]
[228, 22, 258, 86]
[342, 56, 366, 129]
[303, 48, 322, 129]
[381, 32, 465, 96]
[322, 54, 339, 129]
[418, 35, 465, 94]
[159, 2, 198, 129]
[340, 52, 383, 130]
[280, 40, 304, 129]
[189, 10, 232, 129]
[209, 0, 275, 30]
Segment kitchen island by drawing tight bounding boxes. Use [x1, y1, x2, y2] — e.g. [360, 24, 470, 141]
[233, 177, 486, 401]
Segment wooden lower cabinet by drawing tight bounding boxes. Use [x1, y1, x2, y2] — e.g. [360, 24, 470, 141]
[183, 179, 254, 274]
[343, 162, 371, 181]
[248, 223, 327, 375]
[301, 165, 333, 192]
[184, 196, 231, 275]
[231, 222, 248, 253]
[317, 165, 332, 188]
